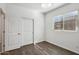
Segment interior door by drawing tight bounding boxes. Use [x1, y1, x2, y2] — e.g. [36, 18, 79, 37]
[0, 9, 2, 52]
[22, 19, 33, 46]
[7, 17, 33, 51]
[7, 17, 21, 50]
[0, 8, 5, 53]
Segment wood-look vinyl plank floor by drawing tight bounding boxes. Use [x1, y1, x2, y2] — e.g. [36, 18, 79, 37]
[1, 41, 78, 55]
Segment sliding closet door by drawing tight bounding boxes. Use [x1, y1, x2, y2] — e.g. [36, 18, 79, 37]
[22, 19, 33, 46]
[7, 17, 21, 50]
[7, 17, 33, 50]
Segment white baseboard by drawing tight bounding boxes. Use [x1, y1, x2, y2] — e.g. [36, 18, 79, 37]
[46, 40, 79, 54]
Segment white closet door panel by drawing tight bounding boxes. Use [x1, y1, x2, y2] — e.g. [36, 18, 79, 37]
[22, 19, 33, 46]
[18, 19, 22, 47]
[7, 17, 20, 50]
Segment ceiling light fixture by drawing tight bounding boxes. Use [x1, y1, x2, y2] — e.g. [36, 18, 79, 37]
[41, 3, 52, 8]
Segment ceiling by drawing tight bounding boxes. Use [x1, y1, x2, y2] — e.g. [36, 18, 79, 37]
[9, 3, 66, 13]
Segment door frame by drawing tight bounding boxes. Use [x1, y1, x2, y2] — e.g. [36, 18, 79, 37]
[0, 8, 5, 53]
[22, 17, 35, 45]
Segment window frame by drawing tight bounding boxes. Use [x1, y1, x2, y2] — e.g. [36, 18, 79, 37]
[53, 11, 78, 32]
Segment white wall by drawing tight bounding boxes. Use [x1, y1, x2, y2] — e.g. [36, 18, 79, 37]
[5, 4, 44, 51]
[45, 3, 79, 54]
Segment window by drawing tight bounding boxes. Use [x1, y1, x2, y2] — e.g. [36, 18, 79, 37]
[54, 11, 78, 31]
[54, 15, 63, 30]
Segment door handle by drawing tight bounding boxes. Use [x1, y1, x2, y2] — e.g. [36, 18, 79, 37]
[17, 33, 21, 35]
